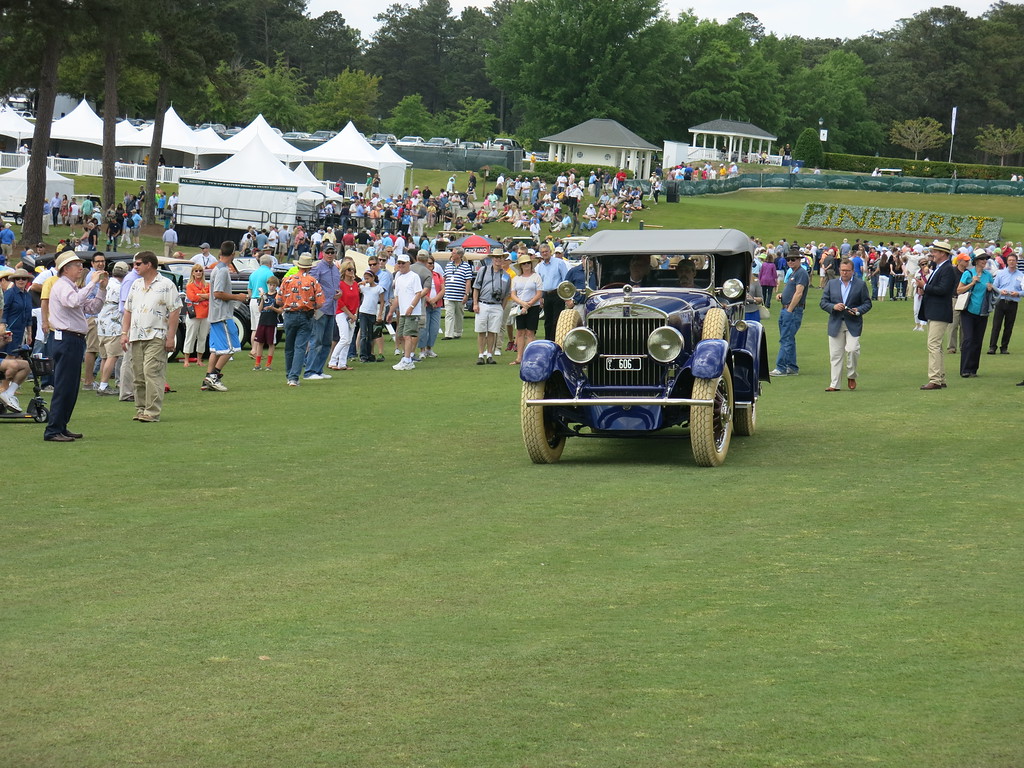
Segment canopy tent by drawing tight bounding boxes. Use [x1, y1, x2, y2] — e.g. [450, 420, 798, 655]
[219, 114, 305, 163]
[0, 163, 74, 214]
[50, 99, 104, 144]
[125, 107, 227, 168]
[302, 122, 407, 198]
[176, 136, 300, 243]
[293, 162, 342, 223]
[0, 109, 36, 146]
[376, 142, 411, 199]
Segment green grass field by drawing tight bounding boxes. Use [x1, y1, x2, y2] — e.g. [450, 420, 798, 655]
[3, 183, 1022, 767]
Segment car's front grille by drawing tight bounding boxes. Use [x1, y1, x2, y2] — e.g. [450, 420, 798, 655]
[586, 316, 664, 388]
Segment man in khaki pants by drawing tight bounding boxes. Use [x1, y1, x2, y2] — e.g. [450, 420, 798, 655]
[121, 251, 180, 422]
[916, 240, 957, 390]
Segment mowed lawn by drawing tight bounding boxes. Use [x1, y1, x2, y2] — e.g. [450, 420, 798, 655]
[3, 187, 1023, 767]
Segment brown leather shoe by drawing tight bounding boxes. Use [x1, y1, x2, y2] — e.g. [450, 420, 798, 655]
[847, 378, 856, 390]
[44, 434, 75, 442]
[919, 383, 943, 390]
[63, 431, 83, 439]
[825, 387, 840, 392]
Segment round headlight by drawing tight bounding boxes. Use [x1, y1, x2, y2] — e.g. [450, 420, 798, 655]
[562, 327, 598, 364]
[556, 280, 577, 301]
[648, 326, 684, 363]
[722, 278, 745, 299]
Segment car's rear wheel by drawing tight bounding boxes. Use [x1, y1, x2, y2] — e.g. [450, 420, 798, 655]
[690, 372, 733, 467]
[167, 324, 185, 362]
[521, 379, 566, 464]
[733, 398, 757, 436]
[702, 306, 729, 340]
[554, 309, 580, 347]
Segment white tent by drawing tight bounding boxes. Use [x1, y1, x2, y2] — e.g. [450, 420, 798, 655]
[50, 99, 104, 144]
[0, 163, 74, 213]
[0, 109, 36, 145]
[376, 142, 412, 199]
[219, 114, 305, 163]
[177, 136, 299, 229]
[125, 106, 224, 155]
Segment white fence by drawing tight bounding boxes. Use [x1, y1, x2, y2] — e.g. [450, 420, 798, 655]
[0, 152, 186, 183]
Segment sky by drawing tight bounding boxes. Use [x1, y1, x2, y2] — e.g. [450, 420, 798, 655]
[308, 0, 998, 42]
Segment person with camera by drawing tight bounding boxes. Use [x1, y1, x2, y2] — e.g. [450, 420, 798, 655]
[388, 254, 429, 371]
[820, 259, 872, 391]
[472, 250, 512, 365]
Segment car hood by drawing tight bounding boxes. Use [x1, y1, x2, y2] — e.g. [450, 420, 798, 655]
[585, 288, 721, 316]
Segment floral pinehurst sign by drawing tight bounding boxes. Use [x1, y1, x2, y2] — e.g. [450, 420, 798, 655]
[797, 203, 1002, 241]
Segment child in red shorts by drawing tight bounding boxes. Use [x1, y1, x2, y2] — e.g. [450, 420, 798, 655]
[253, 276, 281, 371]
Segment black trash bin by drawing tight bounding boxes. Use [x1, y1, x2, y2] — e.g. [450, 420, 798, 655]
[665, 180, 679, 203]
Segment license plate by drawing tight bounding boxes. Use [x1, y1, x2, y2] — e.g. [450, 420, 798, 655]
[605, 356, 643, 371]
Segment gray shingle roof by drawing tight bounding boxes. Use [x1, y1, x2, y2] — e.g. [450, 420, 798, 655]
[689, 119, 776, 140]
[541, 119, 659, 151]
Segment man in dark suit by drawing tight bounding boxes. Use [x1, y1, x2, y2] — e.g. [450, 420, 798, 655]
[820, 258, 872, 391]
[916, 239, 957, 390]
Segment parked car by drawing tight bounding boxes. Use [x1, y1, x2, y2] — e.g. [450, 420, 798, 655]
[367, 133, 397, 146]
[490, 137, 523, 152]
[397, 135, 425, 146]
[282, 131, 311, 140]
[425, 137, 453, 146]
[310, 130, 338, 141]
[197, 122, 227, 135]
[519, 228, 769, 467]
[222, 126, 243, 137]
[457, 140, 483, 149]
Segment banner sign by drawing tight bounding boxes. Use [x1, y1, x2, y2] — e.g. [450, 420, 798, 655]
[797, 202, 1002, 241]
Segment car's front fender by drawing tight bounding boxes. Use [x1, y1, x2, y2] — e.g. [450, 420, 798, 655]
[520, 340, 560, 383]
[691, 338, 728, 379]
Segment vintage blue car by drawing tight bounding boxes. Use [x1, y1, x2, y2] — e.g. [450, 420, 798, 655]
[519, 229, 770, 466]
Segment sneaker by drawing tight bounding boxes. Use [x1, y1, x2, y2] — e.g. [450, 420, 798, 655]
[493, 348, 502, 356]
[287, 379, 299, 386]
[769, 368, 788, 377]
[0, 389, 22, 411]
[411, 354, 422, 362]
[204, 376, 228, 392]
[304, 373, 331, 380]
[96, 387, 119, 396]
[393, 360, 414, 371]
[394, 348, 401, 356]
[41, 385, 54, 393]
[265, 366, 272, 371]
[376, 355, 385, 362]
[477, 356, 486, 365]
[788, 370, 799, 376]
[252, 366, 261, 371]
[485, 356, 497, 365]
[505, 341, 514, 351]
[424, 350, 438, 358]
[81, 382, 98, 391]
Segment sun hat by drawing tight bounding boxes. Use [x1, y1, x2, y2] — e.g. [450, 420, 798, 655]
[930, 239, 952, 254]
[296, 253, 316, 268]
[55, 251, 85, 272]
[5, 268, 32, 279]
[971, 250, 989, 262]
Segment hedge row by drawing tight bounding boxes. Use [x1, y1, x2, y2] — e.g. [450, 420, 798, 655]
[530, 161, 632, 184]
[824, 152, 1024, 180]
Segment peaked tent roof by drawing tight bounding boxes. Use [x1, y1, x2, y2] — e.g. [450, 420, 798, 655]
[115, 119, 142, 145]
[124, 106, 224, 153]
[688, 119, 776, 140]
[0, 109, 36, 142]
[0, 161, 75, 188]
[219, 114, 305, 163]
[50, 99, 104, 144]
[541, 118, 658, 151]
[302, 121, 383, 168]
[191, 127, 226, 153]
[377, 142, 411, 167]
[182, 136, 300, 188]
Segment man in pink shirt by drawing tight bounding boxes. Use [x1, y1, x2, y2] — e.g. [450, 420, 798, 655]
[44, 250, 105, 442]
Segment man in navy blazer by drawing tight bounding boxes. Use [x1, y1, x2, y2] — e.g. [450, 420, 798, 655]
[916, 239, 957, 389]
[820, 258, 873, 391]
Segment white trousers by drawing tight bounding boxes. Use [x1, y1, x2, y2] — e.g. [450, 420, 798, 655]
[828, 321, 861, 388]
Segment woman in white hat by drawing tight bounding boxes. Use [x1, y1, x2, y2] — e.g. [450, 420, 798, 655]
[509, 251, 543, 365]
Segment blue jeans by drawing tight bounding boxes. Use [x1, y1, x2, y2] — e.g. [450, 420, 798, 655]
[358, 312, 376, 361]
[775, 307, 803, 373]
[303, 313, 334, 376]
[418, 305, 441, 350]
[283, 311, 314, 382]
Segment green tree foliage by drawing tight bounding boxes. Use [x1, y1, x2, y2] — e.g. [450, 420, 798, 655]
[384, 94, 436, 138]
[974, 124, 1024, 166]
[793, 126, 824, 167]
[243, 57, 306, 130]
[488, 0, 670, 141]
[889, 117, 949, 160]
[307, 69, 381, 134]
[444, 97, 497, 142]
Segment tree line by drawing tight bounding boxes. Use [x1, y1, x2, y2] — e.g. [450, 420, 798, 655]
[2, 0, 1023, 242]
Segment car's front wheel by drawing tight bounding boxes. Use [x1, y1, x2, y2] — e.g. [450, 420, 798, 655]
[690, 372, 733, 467]
[167, 324, 185, 362]
[554, 309, 580, 347]
[521, 379, 566, 464]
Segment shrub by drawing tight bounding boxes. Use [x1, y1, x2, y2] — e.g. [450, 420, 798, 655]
[824, 152, 1024, 179]
[793, 127, 825, 168]
[533, 161, 626, 185]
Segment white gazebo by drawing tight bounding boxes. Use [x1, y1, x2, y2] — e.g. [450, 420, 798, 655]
[688, 119, 776, 162]
[541, 118, 658, 179]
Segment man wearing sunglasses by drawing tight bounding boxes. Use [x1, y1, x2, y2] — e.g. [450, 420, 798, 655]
[770, 244, 809, 377]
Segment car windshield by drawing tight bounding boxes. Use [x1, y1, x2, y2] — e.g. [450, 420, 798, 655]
[586, 252, 751, 293]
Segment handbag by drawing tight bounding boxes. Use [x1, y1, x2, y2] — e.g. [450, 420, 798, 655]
[954, 291, 970, 312]
[759, 306, 770, 320]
